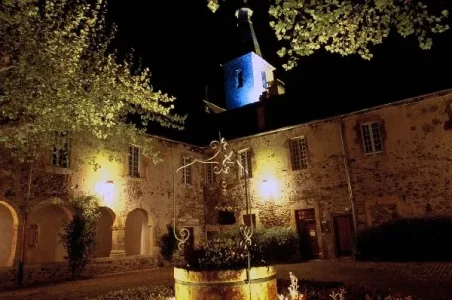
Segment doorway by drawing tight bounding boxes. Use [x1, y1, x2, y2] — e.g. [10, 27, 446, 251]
[333, 214, 354, 256]
[295, 209, 319, 260]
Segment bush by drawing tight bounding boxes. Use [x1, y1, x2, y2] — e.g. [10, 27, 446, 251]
[159, 224, 177, 262]
[211, 226, 299, 263]
[86, 286, 173, 300]
[354, 216, 452, 261]
[254, 227, 299, 262]
[182, 237, 267, 271]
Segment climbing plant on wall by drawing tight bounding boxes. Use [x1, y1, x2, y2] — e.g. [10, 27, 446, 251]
[60, 195, 100, 279]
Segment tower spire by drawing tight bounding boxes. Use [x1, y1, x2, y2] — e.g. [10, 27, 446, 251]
[235, 5, 262, 57]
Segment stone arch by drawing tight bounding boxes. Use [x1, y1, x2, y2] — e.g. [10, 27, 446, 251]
[27, 200, 72, 264]
[0, 201, 19, 267]
[124, 208, 154, 256]
[95, 207, 115, 258]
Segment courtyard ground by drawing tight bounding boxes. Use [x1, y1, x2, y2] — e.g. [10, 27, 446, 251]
[1, 260, 452, 299]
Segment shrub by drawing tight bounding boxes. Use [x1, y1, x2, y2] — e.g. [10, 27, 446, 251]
[86, 286, 173, 300]
[181, 237, 266, 271]
[354, 216, 452, 261]
[60, 195, 100, 279]
[254, 227, 299, 262]
[159, 224, 177, 262]
[211, 226, 299, 263]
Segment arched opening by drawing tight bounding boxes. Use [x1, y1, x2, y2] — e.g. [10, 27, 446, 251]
[95, 207, 115, 258]
[124, 209, 150, 256]
[27, 203, 71, 264]
[0, 201, 18, 267]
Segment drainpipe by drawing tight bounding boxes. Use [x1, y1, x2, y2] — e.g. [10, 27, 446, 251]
[339, 121, 357, 232]
[18, 163, 33, 286]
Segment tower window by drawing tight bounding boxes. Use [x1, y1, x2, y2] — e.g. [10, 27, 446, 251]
[237, 70, 243, 88]
[261, 71, 267, 88]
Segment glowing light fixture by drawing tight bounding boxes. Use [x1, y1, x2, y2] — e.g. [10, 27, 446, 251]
[101, 180, 115, 206]
[260, 178, 278, 200]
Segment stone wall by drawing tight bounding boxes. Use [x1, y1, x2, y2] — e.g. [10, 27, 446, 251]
[0, 255, 157, 290]
[0, 135, 206, 267]
[204, 121, 352, 259]
[204, 90, 452, 258]
[343, 91, 452, 229]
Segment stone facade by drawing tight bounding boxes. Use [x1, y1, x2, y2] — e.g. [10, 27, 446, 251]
[1, 89, 452, 284]
[204, 90, 452, 259]
[0, 135, 205, 271]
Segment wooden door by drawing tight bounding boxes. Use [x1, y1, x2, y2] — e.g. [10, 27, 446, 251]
[295, 209, 319, 260]
[333, 215, 354, 256]
[184, 227, 194, 258]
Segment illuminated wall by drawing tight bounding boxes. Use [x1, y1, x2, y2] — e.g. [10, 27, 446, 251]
[224, 52, 275, 110]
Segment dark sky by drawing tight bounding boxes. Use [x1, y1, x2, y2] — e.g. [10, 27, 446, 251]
[106, 0, 452, 143]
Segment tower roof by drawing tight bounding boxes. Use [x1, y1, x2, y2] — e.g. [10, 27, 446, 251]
[235, 7, 262, 57]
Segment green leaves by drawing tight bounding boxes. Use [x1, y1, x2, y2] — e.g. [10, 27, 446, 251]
[270, 0, 449, 70]
[0, 0, 184, 164]
[206, 0, 449, 71]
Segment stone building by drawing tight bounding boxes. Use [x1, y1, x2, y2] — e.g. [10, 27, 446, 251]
[1, 3, 452, 286]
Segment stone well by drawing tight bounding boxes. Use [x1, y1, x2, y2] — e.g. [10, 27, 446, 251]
[174, 266, 277, 300]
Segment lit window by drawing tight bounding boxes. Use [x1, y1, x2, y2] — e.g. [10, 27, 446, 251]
[205, 164, 215, 184]
[361, 122, 383, 156]
[182, 157, 192, 185]
[51, 131, 70, 168]
[128, 146, 141, 177]
[289, 137, 308, 170]
[238, 149, 252, 178]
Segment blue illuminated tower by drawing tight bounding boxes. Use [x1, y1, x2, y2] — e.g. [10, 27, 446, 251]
[224, 6, 277, 110]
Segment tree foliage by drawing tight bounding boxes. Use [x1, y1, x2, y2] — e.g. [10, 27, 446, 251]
[0, 0, 185, 164]
[207, 0, 449, 70]
[59, 195, 100, 279]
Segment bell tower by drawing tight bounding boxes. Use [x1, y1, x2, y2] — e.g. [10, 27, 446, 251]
[223, 5, 282, 110]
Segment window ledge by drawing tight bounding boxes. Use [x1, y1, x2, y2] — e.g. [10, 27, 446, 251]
[364, 151, 384, 157]
[127, 176, 144, 182]
[46, 166, 73, 175]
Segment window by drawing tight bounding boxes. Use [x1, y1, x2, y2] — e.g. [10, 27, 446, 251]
[128, 146, 141, 177]
[361, 122, 383, 156]
[182, 157, 192, 185]
[289, 137, 308, 170]
[237, 70, 244, 88]
[28, 224, 39, 248]
[205, 163, 215, 184]
[51, 131, 70, 168]
[261, 70, 267, 88]
[238, 149, 252, 178]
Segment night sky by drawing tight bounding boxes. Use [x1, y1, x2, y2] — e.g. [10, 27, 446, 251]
[106, 0, 452, 144]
